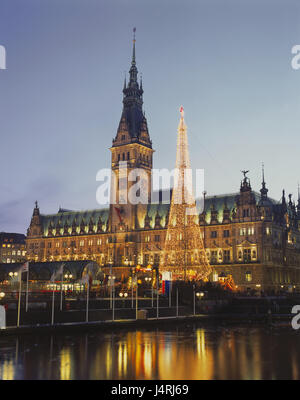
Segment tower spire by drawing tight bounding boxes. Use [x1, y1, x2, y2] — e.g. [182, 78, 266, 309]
[116, 29, 150, 142]
[132, 27, 136, 65]
[260, 162, 268, 199]
[128, 27, 138, 87]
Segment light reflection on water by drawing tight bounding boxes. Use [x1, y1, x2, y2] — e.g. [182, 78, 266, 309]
[0, 325, 299, 380]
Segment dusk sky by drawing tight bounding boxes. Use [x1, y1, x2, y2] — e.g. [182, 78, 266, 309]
[1, 0, 300, 234]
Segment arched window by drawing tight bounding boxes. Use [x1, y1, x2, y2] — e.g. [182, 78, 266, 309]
[245, 271, 252, 282]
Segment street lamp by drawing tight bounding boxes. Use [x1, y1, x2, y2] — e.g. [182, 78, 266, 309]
[145, 276, 153, 307]
[196, 291, 205, 312]
[108, 274, 115, 310]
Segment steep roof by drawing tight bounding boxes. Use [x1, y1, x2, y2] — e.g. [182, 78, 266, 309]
[0, 232, 26, 244]
[37, 190, 281, 235]
[41, 208, 109, 236]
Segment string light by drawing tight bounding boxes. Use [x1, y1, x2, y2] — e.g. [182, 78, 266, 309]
[160, 107, 211, 281]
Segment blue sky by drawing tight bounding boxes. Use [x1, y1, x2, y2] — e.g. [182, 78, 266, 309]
[0, 0, 300, 233]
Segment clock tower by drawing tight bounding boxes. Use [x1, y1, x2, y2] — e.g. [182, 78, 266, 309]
[109, 30, 154, 232]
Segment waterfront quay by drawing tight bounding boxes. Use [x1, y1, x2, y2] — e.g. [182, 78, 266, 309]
[0, 292, 297, 336]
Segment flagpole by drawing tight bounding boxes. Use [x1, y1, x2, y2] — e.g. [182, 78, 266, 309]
[131, 272, 134, 309]
[60, 265, 64, 311]
[51, 282, 55, 326]
[176, 288, 179, 318]
[151, 282, 153, 308]
[17, 273, 22, 327]
[112, 281, 115, 321]
[25, 267, 29, 312]
[86, 279, 89, 323]
[135, 276, 138, 320]
[156, 269, 159, 319]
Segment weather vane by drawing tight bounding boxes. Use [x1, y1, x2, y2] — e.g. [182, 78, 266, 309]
[241, 170, 249, 179]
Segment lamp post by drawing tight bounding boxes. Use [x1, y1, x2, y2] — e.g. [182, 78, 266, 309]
[145, 276, 152, 307]
[108, 260, 113, 308]
[150, 261, 154, 308]
[153, 264, 159, 319]
[119, 291, 128, 309]
[193, 284, 196, 315]
[112, 278, 115, 321]
[108, 274, 115, 312]
[135, 269, 139, 320]
[130, 267, 134, 309]
[61, 273, 73, 311]
[9, 272, 18, 294]
[9, 271, 18, 280]
[196, 291, 204, 313]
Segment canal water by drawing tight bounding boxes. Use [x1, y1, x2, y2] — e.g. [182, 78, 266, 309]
[0, 324, 299, 380]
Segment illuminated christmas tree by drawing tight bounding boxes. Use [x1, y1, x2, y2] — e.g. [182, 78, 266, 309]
[160, 107, 211, 281]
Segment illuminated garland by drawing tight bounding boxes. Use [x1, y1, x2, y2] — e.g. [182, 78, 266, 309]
[160, 108, 211, 281]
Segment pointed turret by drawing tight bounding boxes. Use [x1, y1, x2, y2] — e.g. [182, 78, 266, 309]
[260, 163, 268, 200]
[282, 189, 287, 206]
[113, 28, 151, 145]
[297, 184, 300, 217]
[27, 201, 43, 237]
[32, 200, 40, 216]
[222, 197, 231, 223]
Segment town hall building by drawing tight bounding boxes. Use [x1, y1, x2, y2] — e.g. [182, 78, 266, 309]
[26, 36, 300, 292]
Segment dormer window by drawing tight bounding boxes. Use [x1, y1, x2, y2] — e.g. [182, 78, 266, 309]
[121, 135, 126, 141]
